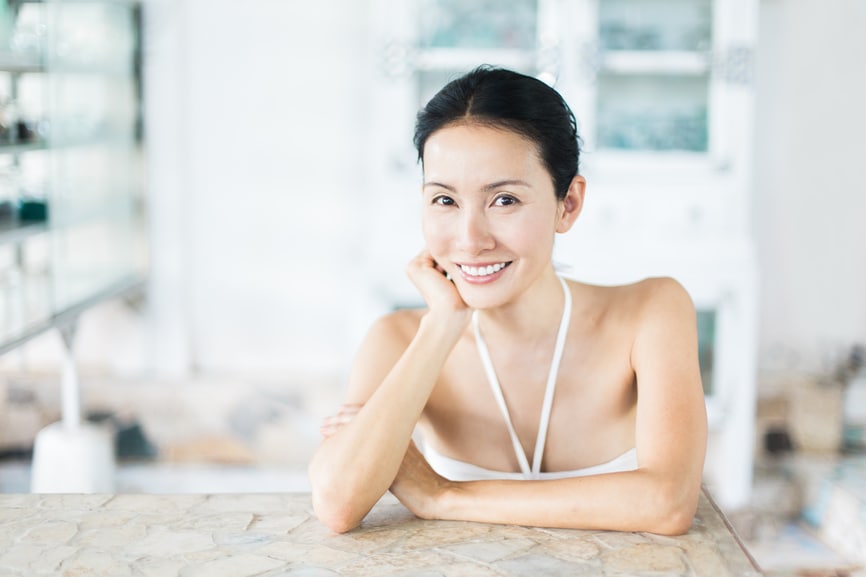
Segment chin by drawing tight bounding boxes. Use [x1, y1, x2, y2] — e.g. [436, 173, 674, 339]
[455, 283, 510, 310]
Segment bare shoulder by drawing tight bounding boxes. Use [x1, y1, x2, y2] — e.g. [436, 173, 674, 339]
[629, 278, 696, 343]
[620, 278, 699, 362]
[571, 276, 694, 318]
[631, 276, 695, 314]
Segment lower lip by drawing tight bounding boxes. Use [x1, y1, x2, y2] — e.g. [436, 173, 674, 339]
[458, 264, 510, 284]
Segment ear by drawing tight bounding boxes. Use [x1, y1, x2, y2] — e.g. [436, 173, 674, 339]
[555, 175, 585, 234]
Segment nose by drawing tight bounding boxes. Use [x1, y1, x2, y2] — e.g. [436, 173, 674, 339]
[456, 208, 495, 255]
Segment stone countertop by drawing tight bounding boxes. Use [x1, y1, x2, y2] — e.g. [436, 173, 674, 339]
[0, 489, 761, 576]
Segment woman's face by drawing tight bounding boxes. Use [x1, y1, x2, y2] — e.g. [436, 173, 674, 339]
[421, 123, 572, 309]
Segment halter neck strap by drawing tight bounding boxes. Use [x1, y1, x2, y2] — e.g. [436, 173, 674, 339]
[472, 275, 572, 479]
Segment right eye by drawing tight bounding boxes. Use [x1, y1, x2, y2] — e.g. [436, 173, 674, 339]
[432, 195, 456, 206]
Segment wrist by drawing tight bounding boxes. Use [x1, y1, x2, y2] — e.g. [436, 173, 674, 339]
[420, 307, 471, 342]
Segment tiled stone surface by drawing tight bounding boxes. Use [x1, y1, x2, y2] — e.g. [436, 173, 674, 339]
[0, 490, 760, 576]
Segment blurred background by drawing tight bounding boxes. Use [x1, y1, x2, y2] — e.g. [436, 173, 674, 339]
[0, 0, 863, 573]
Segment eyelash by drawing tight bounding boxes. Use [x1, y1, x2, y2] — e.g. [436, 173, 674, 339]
[432, 195, 455, 206]
[431, 194, 518, 207]
[494, 195, 518, 206]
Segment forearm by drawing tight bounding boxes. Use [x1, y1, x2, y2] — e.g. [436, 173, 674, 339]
[309, 313, 464, 532]
[436, 469, 700, 535]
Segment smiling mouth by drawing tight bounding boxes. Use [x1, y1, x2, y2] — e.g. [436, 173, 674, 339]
[458, 262, 511, 277]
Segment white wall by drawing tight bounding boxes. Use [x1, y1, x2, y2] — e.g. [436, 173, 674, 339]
[144, 0, 371, 379]
[754, 0, 866, 376]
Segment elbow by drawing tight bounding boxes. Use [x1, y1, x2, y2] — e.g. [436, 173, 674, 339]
[312, 495, 361, 534]
[652, 503, 696, 536]
[644, 479, 700, 536]
[308, 462, 363, 534]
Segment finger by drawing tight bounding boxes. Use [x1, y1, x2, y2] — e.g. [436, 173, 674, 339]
[430, 258, 445, 276]
[320, 405, 361, 425]
[320, 402, 365, 438]
[408, 250, 438, 273]
[408, 253, 452, 288]
[319, 418, 354, 437]
[320, 421, 345, 437]
[336, 404, 362, 416]
[321, 414, 354, 429]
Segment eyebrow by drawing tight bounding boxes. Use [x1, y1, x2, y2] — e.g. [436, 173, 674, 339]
[423, 179, 531, 192]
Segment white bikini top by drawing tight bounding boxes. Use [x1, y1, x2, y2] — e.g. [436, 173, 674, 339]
[424, 275, 638, 481]
[423, 444, 638, 481]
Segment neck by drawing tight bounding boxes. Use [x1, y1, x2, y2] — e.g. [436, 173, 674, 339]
[475, 267, 566, 344]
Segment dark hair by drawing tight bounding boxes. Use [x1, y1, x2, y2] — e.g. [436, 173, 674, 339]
[413, 66, 581, 200]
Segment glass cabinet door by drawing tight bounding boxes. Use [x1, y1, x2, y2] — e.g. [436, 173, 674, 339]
[43, 0, 143, 312]
[598, 0, 712, 51]
[594, 0, 713, 153]
[596, 73, 708, 151]
[414, 0, 542, 107]
[418, 0, 537, 50]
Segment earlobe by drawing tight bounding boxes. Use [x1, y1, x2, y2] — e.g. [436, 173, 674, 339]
[556, 175, 586, 233]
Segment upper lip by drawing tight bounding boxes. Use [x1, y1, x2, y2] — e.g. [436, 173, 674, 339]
[456, 261, 509, 267]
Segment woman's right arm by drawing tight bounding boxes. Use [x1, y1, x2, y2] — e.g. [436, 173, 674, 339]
[308, 252, 470, 533]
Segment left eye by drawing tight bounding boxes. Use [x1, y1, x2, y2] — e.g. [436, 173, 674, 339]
[494, 195, 517, 206]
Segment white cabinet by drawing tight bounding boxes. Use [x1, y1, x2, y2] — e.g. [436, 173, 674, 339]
[367, 0, 758, 509]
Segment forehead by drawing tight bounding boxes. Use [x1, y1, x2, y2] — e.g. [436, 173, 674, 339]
[422, 123, 545, 183]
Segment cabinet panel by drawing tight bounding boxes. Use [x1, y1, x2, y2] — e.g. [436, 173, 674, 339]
[597, 73, 709, 151]
[418, 0, 537, 50]
[599, 0, 712, 51]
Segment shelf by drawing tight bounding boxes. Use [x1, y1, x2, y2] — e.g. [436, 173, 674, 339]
[582, 149, 718, 182]
[0, 271, 144, 357]
[43, 60, 136, 78]
[0, 52, 136, 77]
[0, 219, 48, 245]
[0, 51, 44, 74]
[0, 139, 47, 154]
[14, 0, 139, 5]
[414, 48, 534, 72]
[49, 196, 138, 230]
[0, 203, 135, 250]
[599, 50, 710, 76]
[0, 134, 138, 156]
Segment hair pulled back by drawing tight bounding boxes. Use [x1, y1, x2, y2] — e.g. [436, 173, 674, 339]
[413, 66, 581, 200]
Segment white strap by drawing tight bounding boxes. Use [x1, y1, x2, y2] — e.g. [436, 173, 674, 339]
[473, 276, 572, 479]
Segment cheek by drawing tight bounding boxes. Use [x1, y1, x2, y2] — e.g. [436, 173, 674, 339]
[499, 212, 555, 252]
[422, 215, 448, 253]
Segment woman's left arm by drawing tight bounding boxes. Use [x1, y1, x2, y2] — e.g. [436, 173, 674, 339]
[392, 277, 708, 536]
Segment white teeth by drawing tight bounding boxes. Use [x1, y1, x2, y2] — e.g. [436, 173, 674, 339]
[460, 262, 507, 277]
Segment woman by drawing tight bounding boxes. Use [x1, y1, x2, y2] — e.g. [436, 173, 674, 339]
[308, 66, 707, 535]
